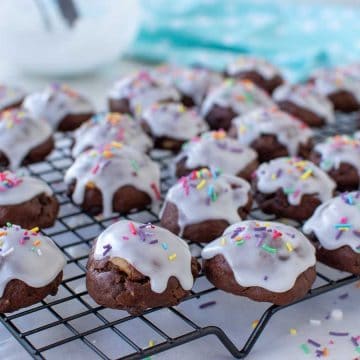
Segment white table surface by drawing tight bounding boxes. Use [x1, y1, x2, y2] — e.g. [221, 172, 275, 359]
[0, 59, 360, 360]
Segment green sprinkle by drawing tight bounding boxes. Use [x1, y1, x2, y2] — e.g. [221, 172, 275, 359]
[284, 188, 295, 195]
[356, 346, 360, 353]
[6, 222, 12, 227]
[300, 344, 311, 355]
[235, 239, 245, 246]
[130, 160, 139, 172]
[261, 244, 277, 254]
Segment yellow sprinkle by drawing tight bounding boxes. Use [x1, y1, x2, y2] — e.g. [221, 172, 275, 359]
[271, 173, 277, 180]
[30, 227, 39, 233]
[33, 239, 41, 247]
[290, 328, 297, 336]
[294, 161, 307, 167]
[0, 240, 3, 247]
[286, 242, 293, 252]
[168, 253, 177, 261]
[238, 124, 247, 134]
[178, 104, 186, 113]
[148, 340, 155, 347]
[300, 169, 313, 180]
[196, 179, 206, 190]
[264, 222, 270, 227]
[252, 320, 259, 329]
[86, 181, 96, 189]
[111, 141, 122, 148]
[220, 237, 226, 246]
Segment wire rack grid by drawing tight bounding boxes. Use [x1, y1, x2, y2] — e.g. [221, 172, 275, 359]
[1, 115, 360, 360]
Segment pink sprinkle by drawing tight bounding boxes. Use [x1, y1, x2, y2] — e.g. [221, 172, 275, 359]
[129, 222, 137, 235]
[151, 183, 161, 200]
[340, 217, 348, 224]
[122, 236, 129, 240]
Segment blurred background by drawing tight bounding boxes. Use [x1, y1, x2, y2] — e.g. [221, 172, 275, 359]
[0, 0, 359, 81]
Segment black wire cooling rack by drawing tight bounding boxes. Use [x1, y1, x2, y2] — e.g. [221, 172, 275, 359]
[1, 114, 360, 360]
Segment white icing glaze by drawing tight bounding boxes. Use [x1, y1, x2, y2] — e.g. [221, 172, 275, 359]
[72, 112, 153, 157]
[303, 192, 360, 252]
[160, 169, 250, 236]
[142, 103, 208, 141]
[0, 85, 25, 111]
[0, 109, 52, 170]
[273, 83, 335, 124]
[176, 130, 258, 176]
[64, 143, 161, 217]
[355, 131, 360, 141]
[256, 157, 336, 205]
[108, 70, 180, 118]
[93, 220, 194, 293]
[227, 56, 281, 80]
[0, 171, 53, 205]
[314, 135, 360, 175]
[0, 224, 66, 297]
[202, 220, 316, 292]
[201, 79, 274, 118]
[312, 67, 360, 103]
[23, 83, 94, 130]
[152, 65, 223, 105]
[233, 107, 313, 156]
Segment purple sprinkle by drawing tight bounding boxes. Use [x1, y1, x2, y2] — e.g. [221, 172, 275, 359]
[276, 168, 283, 178]
[199, 301, 216, 309]
[308, 339, 321, 348]
[335, 230, 344, 240]
[229, 147, 243, 153]
[338, 292, 349, 300]
[254, 227, 266, 231]
[351, 336, 359, 347]
[329, 331, 349, 336]
[137, 228, 146, 242]
[149, 240, 158, 244]
[315, 349, 323, 357]
[264, 275, 268, 281]
[102, 244, 112, 256]
[353, 230, 360, 238]
[231, 227, 245, 239]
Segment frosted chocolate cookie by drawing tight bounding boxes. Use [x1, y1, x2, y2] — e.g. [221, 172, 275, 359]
[160, 169, 252, 243]
[86, 220, 199, 315]
[0, 84, 25, 111]
[108, 70, 180, 118]
[72, 112, 153, 157]
[273, 83, 335, 127]
[232, 107, 313, 162]
[0, 109, 53, 170]
[0, 171, 59, 229]
[201, 79, 274, 130]
[141, 103, 208, 152]
[253, 157, 336, 221]
[23, 83, 94, 131]
[310, 135, 360, 191]
[0, 224, 66, 313]
[65, 143, 161, 217]
[304, 192, 360, 274]
[175, 130, 258, 180]
[202, 220, 316, 305]
[226, 56, 284, 94]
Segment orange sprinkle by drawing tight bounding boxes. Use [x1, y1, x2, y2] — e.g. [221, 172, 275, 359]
[33, 239, 41, 247]
[102, 150, 113, 158]
[0, 231, 8, 237]
[86, 181, 96, 189]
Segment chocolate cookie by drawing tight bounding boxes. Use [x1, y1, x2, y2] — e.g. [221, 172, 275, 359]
[65, 143, 161, 217]
[201, 79, 274, 131]
[175, 130, 258, 180]
[303, 192, 360, 274]
[86, 220, 200, 315]
[141, 103, 208, 152]
[0, 84, 25, 111]
[72, 112, 153, 157]
[0, 224, 66, 313]
[0, 109, 53, 170]
[226, 56, 284, 94]
[108, 70, 180, 118]
[202, 221, 316, 305]
[0, 171, 59, 228]
[253, 157, 335, 221]
[160, 169, 252, 243]
[232, 107, 314, 163]
[23, 83, 94, 131]
[310, 135, 360, 191]
[273, 83, 335, 127]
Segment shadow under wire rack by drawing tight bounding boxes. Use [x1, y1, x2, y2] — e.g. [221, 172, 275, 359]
[1, 113, 360, 359]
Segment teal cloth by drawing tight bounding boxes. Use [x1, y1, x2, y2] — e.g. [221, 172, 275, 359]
[131, 0, 360, 81]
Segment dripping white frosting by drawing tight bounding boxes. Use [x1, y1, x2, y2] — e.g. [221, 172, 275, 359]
[142, 103, 208, 141]
[108, 70, 180, 118]
[93, 220, 194, 293]
[0, 224, 66, 297]
[160, 169, 251, 236]
[176, 130, 258, 176]
[0, 171, 53, 205]
[227, 56, 282, 80]
[314, 135, 360, 175]
[273, 83, 335, 124]
[201, 79, 274, 118]
[255, 157, 336, 205]
[202, 220, 316, 293]
[0, 85, 25, 111]
[72, 112, 153, 157]
[303, 192, 360, 252]
[23, 83, 94, 130]
[233, 107, 313, 156]
[152, 65, 223, 105]
[0, 109, 52, 170]
[64, 144, 161, 217]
